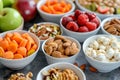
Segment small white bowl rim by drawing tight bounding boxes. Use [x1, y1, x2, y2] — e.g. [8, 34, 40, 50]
[42, 36, 81, 60]
[101, 17, 120, 37]
[0, 30, 40, 61]
[28, 22, 63, 42]
[36, 0, 75, 16]
[60, 12, 101, 34]
[75, 0, 120, 16]
[83, 34, 120, 64]
[36, 62, 86, 80]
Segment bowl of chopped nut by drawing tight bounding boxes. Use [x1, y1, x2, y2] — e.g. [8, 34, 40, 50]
[83, 34, 120, 73]
[29, 22, 63, 50]
[42, 35, 81, 64]
[36, 62, 86, 80]
[101, 17, 120, 37]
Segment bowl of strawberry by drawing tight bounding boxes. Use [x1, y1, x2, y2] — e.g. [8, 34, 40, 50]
[60, 10, 101, 42]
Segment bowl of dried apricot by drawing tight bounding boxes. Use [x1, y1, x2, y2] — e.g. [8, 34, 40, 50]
[36, 62, 86, 80]
[101, 17, 120, 37]
[42, 35, 81, 64]
[0, 30, 40, 70]
[36, 0, 75, 23]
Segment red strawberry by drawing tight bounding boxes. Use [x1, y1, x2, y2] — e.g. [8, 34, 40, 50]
[78, 26, 89, 32]
[66, 21, 79, 31]
[85, 12, 96, 20]
[77, 14, 89, 26]
[91, 17, 100, 26]
[62, 17, 73, 26]
[86, 22, 97, 31]
[74, 9, 82, 19]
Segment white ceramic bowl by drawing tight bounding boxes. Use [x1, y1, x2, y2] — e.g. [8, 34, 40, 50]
[83, 35, 120, 73]
[42, 36, 81, 64]
[75, 0, 120, 20]
[60, 12, 101, 42]
[0, 30, 40, 70]
[29, 22, 63, 50]
[101, 17, 120, 38]
[36, 0, 75, 23]
[36, 62, 86, 80]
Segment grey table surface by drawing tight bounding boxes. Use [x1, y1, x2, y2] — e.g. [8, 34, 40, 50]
[0, 13, 120, 80]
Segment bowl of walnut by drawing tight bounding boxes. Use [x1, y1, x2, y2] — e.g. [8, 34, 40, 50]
[42, 35, 81, 64]
[101, 17, 120, 37]
[36, 62, 86, 80]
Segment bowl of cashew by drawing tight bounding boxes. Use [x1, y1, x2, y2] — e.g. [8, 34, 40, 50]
[42, 35, 81, 64]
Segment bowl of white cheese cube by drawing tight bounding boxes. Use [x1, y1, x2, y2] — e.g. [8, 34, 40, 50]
[83, 35, 120, 73]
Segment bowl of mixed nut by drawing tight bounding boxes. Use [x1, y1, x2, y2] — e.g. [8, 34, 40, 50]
[42, 35, 81, 64]
[75, 0, 120, 20]
[29, 22, 62, 50]
[36, 62, 86, 80]
[101, 17, 120, 37]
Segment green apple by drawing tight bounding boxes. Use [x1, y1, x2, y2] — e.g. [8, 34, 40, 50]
[0, 0, 3, 11]
[0, 8, 23, 31]
[3, 0, 15, 7]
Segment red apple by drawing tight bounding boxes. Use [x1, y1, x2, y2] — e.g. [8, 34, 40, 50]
[13, 0, 37, 22]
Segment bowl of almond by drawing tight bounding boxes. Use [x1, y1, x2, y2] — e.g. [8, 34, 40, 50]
[42, 35, 81, 64]
[101, 17, 120, 37]
[36, 62, 86, 80]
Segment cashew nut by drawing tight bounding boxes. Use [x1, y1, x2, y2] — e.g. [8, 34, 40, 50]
[58, 44, 64, 54]
[44, 46, 53, 55]
[52, 51, 62, 58]
[45, 38, 54, 45]
[48, 42, 58, 51]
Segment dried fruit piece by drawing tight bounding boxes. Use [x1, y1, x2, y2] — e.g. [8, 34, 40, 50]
[89, 66, 98, 72]
[73, 62, 78, 67]
[17, 47, 27, 57]
[14, 54, 23, 59]
[27, 49, 35, 56]
[80, 64, 86, 71]
[0, 47, 4, 57]
[3, 51, 14, 59]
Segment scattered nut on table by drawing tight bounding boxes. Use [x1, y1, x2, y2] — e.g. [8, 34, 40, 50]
[44, 35, 79, 58]
[42, 68, 79, 80]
